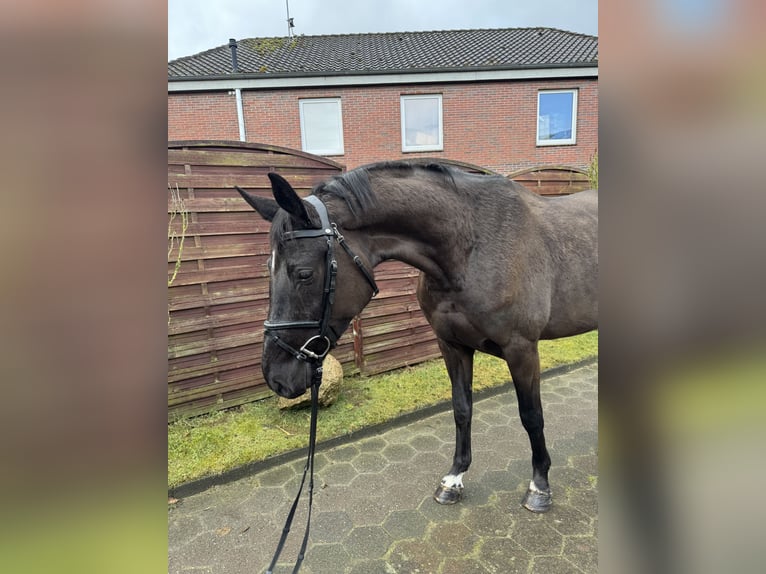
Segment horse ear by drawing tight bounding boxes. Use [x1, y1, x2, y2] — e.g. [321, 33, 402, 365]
[235, 186, 279, 222]
[267, 172, 311, 226]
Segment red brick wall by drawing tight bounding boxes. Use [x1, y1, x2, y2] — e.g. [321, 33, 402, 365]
[168, 77, 597, 174]
[168, 92, 239, 141]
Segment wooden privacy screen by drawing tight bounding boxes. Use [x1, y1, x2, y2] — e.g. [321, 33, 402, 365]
[168, 143, 589, 420]
[168, 141, 344, 419]
[508, 165, 590, 196]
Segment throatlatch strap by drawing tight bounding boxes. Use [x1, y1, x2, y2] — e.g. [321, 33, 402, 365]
[265, 367, 322, 574]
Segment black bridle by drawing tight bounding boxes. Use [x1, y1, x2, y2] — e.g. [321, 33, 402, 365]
[264, 195, 377, 574]
[263, 194, 378, 365]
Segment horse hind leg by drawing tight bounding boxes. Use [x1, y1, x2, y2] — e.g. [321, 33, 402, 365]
[433, 339, 475, 505]
[506, 337, 553, 513]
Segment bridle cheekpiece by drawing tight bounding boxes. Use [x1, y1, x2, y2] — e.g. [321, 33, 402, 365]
[263, 195, 378, 366]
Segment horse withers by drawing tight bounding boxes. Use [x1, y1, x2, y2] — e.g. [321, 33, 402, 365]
[237, 161, 597, 512]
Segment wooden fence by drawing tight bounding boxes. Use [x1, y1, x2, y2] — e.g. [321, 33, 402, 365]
[508, 165, 591, 196]
[168, 142, 590, 419]
[168, 141, 345, 419]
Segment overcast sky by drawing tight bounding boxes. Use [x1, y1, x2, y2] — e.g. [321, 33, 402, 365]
[169, 0, 598, 61]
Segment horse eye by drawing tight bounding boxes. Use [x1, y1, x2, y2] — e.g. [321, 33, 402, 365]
[297, 269, 313, 281]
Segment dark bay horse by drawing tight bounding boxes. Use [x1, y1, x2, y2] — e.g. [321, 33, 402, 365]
[237, 161, 597, 512]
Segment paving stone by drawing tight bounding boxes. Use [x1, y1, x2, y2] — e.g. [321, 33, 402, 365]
[511, 522, 564, 555]
[350, 451, 389, 474]
[563, 534, 598, 573]
[425, 521, 479, 557]
[407, 433, 443, 452]
[382, 508, 429, 539]
[387, 539, 443, 573]
[318, 461, 357, 486]
[343, 524, 393, 559]
[326, 443, 360, 462]
[346, 559, 396, 574]
[344, 496, 393, 527]
[547, 503, 594, 536]
[441, 557, 494, 574]
[529, 554, 583, 573]
[381, 442, 416, 462]
[168, 362, 598, 574]
[258, 465, 297, 487]
[309, 510, 354, 543]
[477, 537, 530, 573]
[357, 436, 387, 453]
[463, 503, 516, 537]
[302, 543, 349, 573]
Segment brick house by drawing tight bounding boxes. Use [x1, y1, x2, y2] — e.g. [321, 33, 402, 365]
[168, 27, 598, 175]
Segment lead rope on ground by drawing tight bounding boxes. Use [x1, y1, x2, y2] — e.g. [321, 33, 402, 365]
[265, 366, 322, 574]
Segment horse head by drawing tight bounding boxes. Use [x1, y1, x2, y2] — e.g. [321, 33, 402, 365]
[236, 173, 377, 399]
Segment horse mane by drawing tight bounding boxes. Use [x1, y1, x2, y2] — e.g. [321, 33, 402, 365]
[272, 161, 497, 244]
[312, 161, 463, 213]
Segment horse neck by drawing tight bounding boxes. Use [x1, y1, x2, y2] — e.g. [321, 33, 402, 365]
[342, 174, 473, 287]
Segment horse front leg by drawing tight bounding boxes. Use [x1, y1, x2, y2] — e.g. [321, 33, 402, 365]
[433, 339, 475, 505]
[506, 336, 553, 512]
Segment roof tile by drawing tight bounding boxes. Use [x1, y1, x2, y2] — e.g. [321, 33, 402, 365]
[168, 27, 597, 79]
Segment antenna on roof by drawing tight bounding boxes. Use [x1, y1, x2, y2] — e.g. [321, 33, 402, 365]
[285, 0, 295, 38]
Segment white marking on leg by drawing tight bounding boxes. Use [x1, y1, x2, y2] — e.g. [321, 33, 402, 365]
[270, 249, 276, 275]
[441, 473, 465, 489]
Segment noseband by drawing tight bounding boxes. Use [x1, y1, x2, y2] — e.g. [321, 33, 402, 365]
[264, 195, 379, 365]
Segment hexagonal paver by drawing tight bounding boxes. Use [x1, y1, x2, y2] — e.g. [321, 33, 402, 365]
[387, 539, 443, 573]
[563, 535, 598, 573]
[381, 442, 416, 462]
[547, 504, 593, 536]
[344, 496, 392, 527]
[382, 508, 429, 539]
[529, 555, 581, 574]
[417, 493, 464, 523]
[510, 522, 564, 555]
[409, 451, 450, 475]
[302, 542, 349, 573]
[477, 537, 530, 573]
[357, 436, 387, 453]
[441, 557, 493, 574]
[308, 510, 353, 543]
[346, 559, 395, 574]
[326, 443, 360, 462]
[408, 433, 443, 452]
[318, 462, 356, 486]
[426, 521, 479, 557]
[350, 452, 389, 474]
[343, 524, 393, 559]
[258, 464, 297, 487]
[463, 503, 515, 537]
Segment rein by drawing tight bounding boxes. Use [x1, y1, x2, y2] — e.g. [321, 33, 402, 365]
[265, 365, 321, 574]
[264, 195, 377, 573]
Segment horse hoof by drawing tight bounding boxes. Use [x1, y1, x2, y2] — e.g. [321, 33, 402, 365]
[522, 487, 552, 513]
[433, 484, 463, 505]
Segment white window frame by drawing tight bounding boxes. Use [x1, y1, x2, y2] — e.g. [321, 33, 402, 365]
[400, 94, 443, 152]
[299, 98, 344, 156]
[536, 89, 578, 146]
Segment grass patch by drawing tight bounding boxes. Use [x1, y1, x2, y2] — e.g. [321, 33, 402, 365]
[168, 331, 597, 488]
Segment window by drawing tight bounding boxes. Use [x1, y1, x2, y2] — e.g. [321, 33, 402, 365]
[537, 89, 578, 146]
[299, 98, 344, 155]
[401, 94, 443, 152]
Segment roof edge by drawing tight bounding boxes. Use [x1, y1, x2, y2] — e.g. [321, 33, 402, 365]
[168, 61, 598, 82]
[168, 65, 598, 92]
